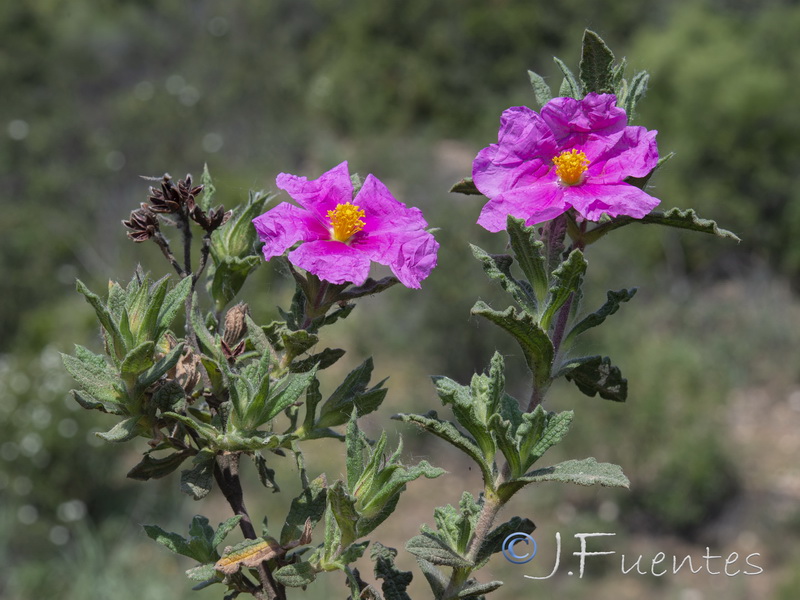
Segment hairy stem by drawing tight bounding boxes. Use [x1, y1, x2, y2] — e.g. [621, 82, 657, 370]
[151, 231, 185, 277]
[442, 492, 504, 600]
[192, 232, 213, 286]
[214, 453, 284, 600]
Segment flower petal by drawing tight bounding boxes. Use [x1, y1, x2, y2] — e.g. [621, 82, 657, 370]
[564, 182, 660, 221]
[356, 229, 439, 289]
[276, 161, 353, 219]
[541, 93, 626, 147]
[473, 106, 557, 198]
[287, 240, 372, 286]
[477, 177, 568, 231]
[355, 174, 427, 234]
[584, 126, 659, 184]
[252, 202, 328, 260]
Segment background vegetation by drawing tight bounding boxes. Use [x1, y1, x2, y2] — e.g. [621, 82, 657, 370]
[2, 0, 800, 598]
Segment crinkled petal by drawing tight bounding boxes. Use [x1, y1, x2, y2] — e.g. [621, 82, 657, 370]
[287, 240, 371, 286]
[355, 174, 427, 234]
[355, 229, 438, 288]
[542, 93, 626, 147]
[276, 161, 353, 219]
[472, 106, 557, 198]
[477, 177, 568, 231]
[564, 182, 660, 222]
[252, 202, 328, 260]
[587, 126, 659, 183]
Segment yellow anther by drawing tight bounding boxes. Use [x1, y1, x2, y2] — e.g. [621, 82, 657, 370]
[552, 149, 590, 186]
[327, 202, 366, 242]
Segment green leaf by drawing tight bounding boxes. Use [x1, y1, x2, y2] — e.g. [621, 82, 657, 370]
[243, 313, 269, 355]
[406, 533, 471, 568]
[458, 580, 503, 598]
[212, 189, 274, 260]
[506, 217, 548, 307]
[554, 57, 581, 99]
[562, 356, 627, 402]
[281, 329, 319, 358]
[120, 341, 155, 377]
[181, 449, 215, 500]
[416, 557, 447, 599]
[623, 70, 649, 118]
[165, 411, 220, 443]
[316, 358, 387, 428]
[191, 301, 223, 362]
[143, 524, 196, 559]
[345, 414, 367, 492]
[589, 208, 740, 242]
[76, 279, 126, 360]
[274, 562, 317, 587]
[540, 249, 587, 331]
[328, 480, 359, 546]
[96, 416, 141, 442]
[199, 163, 216, 212]
[138, 276, 170, 344]
[471, 302, 554, 388]
[339, 540, 369, 565]
[253, 453, 280, 492]
[157, 275, 192, 340]
[488, 413, 521, 478]
[281, 475, 327, 546]
[392, 411, 493, 488]
[528, 70, 552, 108]
[565, 288, 637, 345]
[579, 29, 615, 94]
[71, 389, 123, 414]
[476, 516, 535, 568]
[470, 245, 536, 314]
[151, 380, 186, 411]
[527, 410, 574, 467]
[449, 177, 483, 195]
[62, 350, 125, 406]
[640, 203, 738, 239]
[372, 542, 413, 600]
[186, 563, 219, 584]
[338, 276, 399, 301]
[290, 347, 346, 373]
[260, 367, 317, 425]
[212, 515, 243, 549]
[136, 342, 184, 390]
[513, 457, 630, 489]
[127, 451, 192, 480]
[210, 255, 262, 310]
[107, 281, 127, 321]
[433, 375, 495, 460]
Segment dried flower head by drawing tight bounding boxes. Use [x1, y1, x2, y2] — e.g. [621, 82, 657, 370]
[122, 203, 160, 242]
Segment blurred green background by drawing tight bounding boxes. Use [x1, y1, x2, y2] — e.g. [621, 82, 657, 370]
[2, 0, 800, 598]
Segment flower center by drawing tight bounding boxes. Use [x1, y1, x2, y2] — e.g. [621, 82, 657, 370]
[552, 149, 589, 186]
[327, 202, 366, 242]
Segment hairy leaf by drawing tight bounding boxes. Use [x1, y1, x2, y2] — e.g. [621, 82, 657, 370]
[579, 29, 615, 94]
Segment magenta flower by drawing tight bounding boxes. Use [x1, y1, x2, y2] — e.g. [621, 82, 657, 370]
[252, 162, 438, 288]
[472, 93, 660, 231]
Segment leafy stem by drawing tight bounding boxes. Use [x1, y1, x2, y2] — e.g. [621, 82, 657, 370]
[214, 452, 284, 600]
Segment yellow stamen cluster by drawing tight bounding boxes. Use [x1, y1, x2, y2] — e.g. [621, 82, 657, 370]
[327, 202, 366, 242]
[553, 149, 590, 186]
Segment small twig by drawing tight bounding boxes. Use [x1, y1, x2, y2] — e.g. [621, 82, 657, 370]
[292, 442, 310, 489]
[179, 207, 193, 276]
[214, 453, 283, 600]
[192, 232, 213, 286]
[151, 231, 185, 277]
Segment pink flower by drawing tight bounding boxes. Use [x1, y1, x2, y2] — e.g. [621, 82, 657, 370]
[472, 93, 660, 231]
[253, 162, 438, 288]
